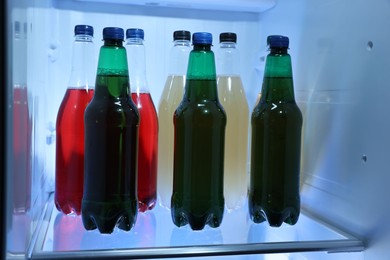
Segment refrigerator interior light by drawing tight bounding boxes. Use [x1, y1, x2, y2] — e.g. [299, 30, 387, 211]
[74, 0, 277, 13]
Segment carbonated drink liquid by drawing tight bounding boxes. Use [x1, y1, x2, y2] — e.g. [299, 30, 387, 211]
[55, 88, 94, 214]
[131, 92, 158, 212]
[158, 76, 186, 208]
[13, 85, 31, 213]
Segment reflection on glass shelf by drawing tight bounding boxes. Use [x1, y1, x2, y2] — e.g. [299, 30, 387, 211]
[33, 197, 363, 259]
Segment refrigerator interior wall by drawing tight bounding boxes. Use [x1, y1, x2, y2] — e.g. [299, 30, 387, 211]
[7, 0, 50, 256]
[258, 0, 390, 258]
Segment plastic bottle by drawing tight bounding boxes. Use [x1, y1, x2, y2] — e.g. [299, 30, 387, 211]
[82, 27, 139, 234]
[216, 32, 249, 210]
[249, 35, 303, 227]
[171, 32, 226, 230]
[126, 28, 158, 212]
[158, 30, 191, 209]
[55, 25, 95, 215]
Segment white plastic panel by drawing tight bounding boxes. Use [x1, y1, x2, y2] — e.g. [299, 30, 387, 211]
[7, 0, 52, 257]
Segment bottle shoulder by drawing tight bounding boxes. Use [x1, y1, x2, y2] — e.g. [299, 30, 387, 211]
[252, 101, 303, 121]
[57, 89, 94, 116]
[86, 97, 138, 115]
[175, 99, 226, 118]
[85, 108, 140, 126]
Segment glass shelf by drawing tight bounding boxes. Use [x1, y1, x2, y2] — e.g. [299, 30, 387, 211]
[30, 195, 364, 259]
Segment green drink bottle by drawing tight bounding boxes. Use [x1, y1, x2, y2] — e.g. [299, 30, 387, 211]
[249, 35, 303, 227]
[171, 32, 226, 231]
[82, 27, 140, 234]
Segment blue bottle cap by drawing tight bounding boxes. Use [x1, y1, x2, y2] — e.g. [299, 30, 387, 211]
[74, 25, 94, 36]
[267, 35, 289, 48]
[126, 28, 144, 40]
[173, 30, 191, 41]
[220, 32, 237, 43]
[192, 32, 213, 45]
[103, 27, 124, 41]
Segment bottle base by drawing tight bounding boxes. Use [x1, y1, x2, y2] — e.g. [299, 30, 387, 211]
[225, 195, 246, 212]
[171, 204, 224, 231]
[138, 198, 157, 213]
[249, 204, 300, 227]
[55, 196, 81, 215]
[81, 199, 137, 234]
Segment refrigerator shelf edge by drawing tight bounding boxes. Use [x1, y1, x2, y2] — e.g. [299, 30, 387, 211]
[31, 240, 365, 260]
[73, 0, 277, 13]
[29, 195, 54, 260]
[29, 194, 364, 259]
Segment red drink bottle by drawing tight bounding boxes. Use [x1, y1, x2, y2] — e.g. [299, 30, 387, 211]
[55, 25, 95, 215]
[126, 28, 158, 212]
[12, 21, 32, 214]
[13, 86, 31, 213]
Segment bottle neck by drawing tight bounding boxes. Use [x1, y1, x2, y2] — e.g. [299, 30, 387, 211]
[184, 44, 218, 101]
[95, 39, 129, 98]
[270, 47, 288, 55]
[104, 38, 123, 47]
[126, 38, 149, 93]
[260, 47, 295, 102]
[75, 34, 93, 43]
[217, 42, 240, 76]
[186, 44, 216, 79]
[175, 39, 191, 48]
[169, 40, 191, 75]
[97, 39, 128, 75]
[68, 34, 95, 90]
